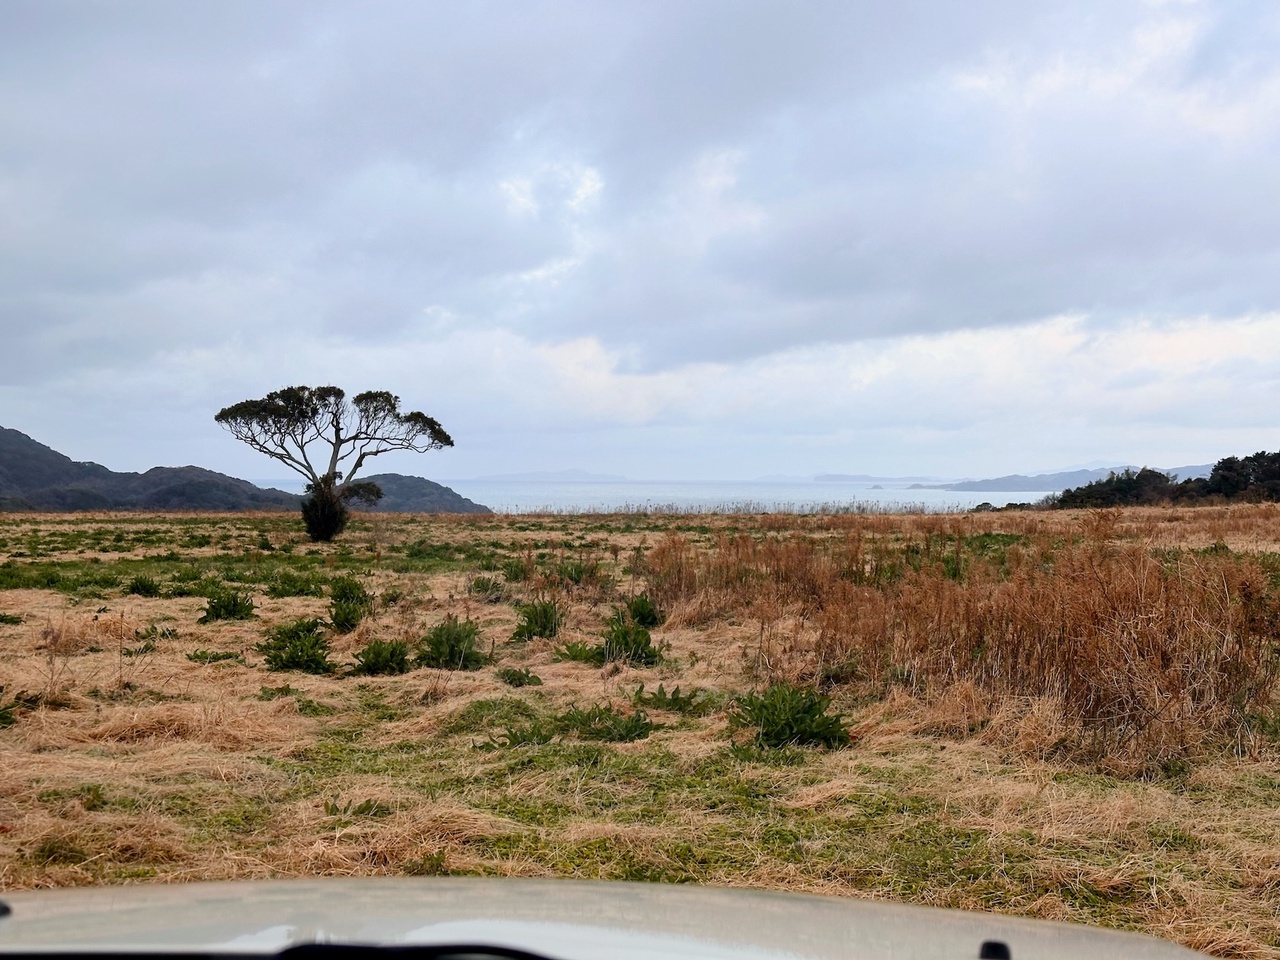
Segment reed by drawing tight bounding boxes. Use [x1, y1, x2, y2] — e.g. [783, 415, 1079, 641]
[647, 515, 1280, 768]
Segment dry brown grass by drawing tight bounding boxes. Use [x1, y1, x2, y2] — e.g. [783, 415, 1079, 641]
[646, 510, 1280, 772]
[1, 506, 1279, 955]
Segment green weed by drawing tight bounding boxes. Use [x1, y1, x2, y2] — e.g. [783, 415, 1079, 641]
[266, 570, 326, 598]
[632, 682, 716, 715]
[353, 638, 411, 676]
[125, 575, 162, 597]
[558, 704, 654, 742]
[556, 613, 662, 667]
[496, 667, 543, 688]
[512, 600, 561, 641]
[323, 797, 393, 818]
[256, 618, 335, 674]
[730, 683, 848, 748]
[122, 639, 157, 657]
[187, 649, 244, 665]
[198, 589, 255, 623]
[416, 615, 487, 670]
[601, 613, 663, 666]
[625, 593, 664, 627]
[468, 575, 507, 603]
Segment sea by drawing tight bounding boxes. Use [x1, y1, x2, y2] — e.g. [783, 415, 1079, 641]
[251, 476, 1054, 514]
[431, 480, 1054, 514]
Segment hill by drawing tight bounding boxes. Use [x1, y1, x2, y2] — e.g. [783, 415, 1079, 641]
[358, 474, 489, 514]
[945, 464, 1212, 493]
[0, 426, 489, 514]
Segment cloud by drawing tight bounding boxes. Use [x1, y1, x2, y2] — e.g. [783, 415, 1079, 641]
[1, 1, 1278, 478]
[6, 311, 1277, 480]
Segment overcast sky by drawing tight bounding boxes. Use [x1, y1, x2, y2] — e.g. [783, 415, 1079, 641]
[2, 0, 1278, 482]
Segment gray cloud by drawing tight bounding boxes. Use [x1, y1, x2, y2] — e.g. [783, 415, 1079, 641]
[1, 1, 1278, 477]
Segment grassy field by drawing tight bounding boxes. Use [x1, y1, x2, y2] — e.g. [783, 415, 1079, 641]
[3, 505, 1280, 957]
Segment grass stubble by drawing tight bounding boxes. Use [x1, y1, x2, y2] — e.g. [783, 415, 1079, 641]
[1, 506, 1280, 956]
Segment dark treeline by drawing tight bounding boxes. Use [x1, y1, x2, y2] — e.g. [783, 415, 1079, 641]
[1054, 451, 1280, 508]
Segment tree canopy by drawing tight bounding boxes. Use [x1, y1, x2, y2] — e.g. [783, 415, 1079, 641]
[1053, 451, 1280, 508]
[215, 386, 452, 539]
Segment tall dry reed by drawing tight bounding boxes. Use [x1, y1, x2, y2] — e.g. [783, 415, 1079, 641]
[646, 519, 1280, 767]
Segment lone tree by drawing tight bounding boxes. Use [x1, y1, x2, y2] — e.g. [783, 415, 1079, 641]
[215, 386, 452, 541]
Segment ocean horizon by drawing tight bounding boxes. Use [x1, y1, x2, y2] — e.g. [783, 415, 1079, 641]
[250, 477, 1057, 513]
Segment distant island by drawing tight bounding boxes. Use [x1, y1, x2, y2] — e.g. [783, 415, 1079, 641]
[942, 464, 1212, 493]
[0, 426, 490, 514]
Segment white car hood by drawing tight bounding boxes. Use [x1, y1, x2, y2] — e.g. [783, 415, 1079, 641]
[0, 878, 1203, 959]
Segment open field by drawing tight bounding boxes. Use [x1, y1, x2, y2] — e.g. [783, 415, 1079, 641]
[3, 505, 1280, 956]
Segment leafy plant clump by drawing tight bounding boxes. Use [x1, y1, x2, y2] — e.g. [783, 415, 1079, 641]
[187, 649, 244, 665]
[555, 640, 606, 666]
[198, 589, 255, 623]
[166, 575, 226, 599]
[415, 616, 487, 670]
[511, 600, 561, 641]
[330, 576, 374, 607]
[122, 640, 157, 658]
[501, 558, 529, 582]
[468, 575, 507, 603]
[495, 667, 543, 688]
[559, 704, 654, 742]
[0, 612, 23, 625]
[601, 612, 663, 665]
[625, 593, 665, 628]
[134, 623, 177, 642]
[256, 618, 335, 674]
[126, 575, 162, 598]
[488, 719, 558, 748]
[730, 683, 848, 749]
[267, 571, 326, 598]
[487, 703, 654, 748]
[632, 682, 716, 715]
[558, 613, 663, 667]
[329, 576, 374, 633]
[353, 638, 411, 676]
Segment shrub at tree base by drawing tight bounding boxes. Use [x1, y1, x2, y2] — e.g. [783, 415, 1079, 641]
[301, 481, 349, 542]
